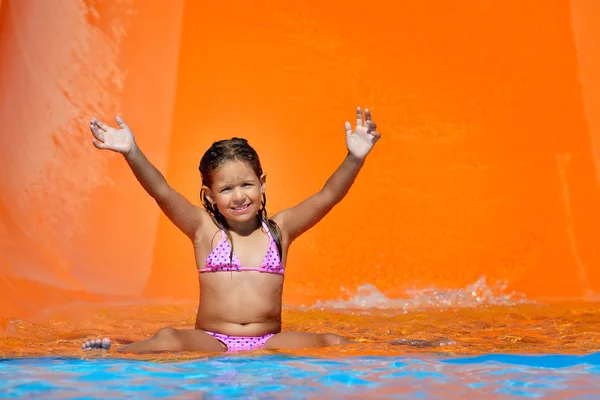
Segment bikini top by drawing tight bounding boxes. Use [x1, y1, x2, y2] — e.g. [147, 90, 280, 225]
[199, 221, 284, 275]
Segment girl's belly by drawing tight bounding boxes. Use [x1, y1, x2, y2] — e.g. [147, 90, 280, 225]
[195, 272, 284, 335]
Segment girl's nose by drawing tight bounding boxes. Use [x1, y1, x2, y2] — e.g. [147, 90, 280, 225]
[232, 188, 245, 202]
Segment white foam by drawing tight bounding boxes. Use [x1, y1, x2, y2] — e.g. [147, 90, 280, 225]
[299, 276, 532, 314]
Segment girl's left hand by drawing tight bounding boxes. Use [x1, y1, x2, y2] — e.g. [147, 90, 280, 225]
[345, 107, 381, 160]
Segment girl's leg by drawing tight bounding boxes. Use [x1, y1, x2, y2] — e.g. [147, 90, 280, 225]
[264, 331, 352, 350]
[82, 327, 226, 353]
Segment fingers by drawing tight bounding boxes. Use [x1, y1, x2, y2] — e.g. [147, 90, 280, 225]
[91, 139, 106, 149]
[366, 120, 377, 133]
[89, 118, 105, 142]
[370, 130, 381, 143]
[353, 106, 381, 142]
[345, 121, 352, 137]
[91, 117, 110, 132]
[115, 115, 128, 130]
[356, 107, 375, 127]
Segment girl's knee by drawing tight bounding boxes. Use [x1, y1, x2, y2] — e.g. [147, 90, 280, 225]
[153, 327, 182, 348]
[318, 333, 346, 347]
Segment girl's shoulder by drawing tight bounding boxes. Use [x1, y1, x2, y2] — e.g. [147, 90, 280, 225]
[194, 210, 223, 243]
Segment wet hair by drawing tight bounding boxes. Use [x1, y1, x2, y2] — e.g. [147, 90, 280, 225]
[199, 138, 282, 265]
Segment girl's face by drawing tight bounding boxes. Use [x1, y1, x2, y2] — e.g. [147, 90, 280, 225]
[205, 160, 266, 224]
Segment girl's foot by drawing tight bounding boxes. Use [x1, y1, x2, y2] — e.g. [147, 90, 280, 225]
[81, 337, 111, 350]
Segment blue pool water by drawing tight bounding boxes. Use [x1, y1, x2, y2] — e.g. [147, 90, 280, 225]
[1, 353, 599, 399]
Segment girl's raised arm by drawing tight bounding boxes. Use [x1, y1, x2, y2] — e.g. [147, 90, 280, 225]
[90, 116, 209, 240]
[275, 107, 381, 242]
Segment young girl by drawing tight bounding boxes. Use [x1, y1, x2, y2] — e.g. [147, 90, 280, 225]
[82, 107, 380, 353]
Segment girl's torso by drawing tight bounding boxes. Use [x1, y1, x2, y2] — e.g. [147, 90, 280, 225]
[192, 216, 288, 336]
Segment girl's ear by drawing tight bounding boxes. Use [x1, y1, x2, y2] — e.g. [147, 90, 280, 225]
[260, 173, 267, 193]
[202, 185, 215, 204]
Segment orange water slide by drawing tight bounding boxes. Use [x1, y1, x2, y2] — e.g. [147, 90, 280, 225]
[1, 0, 599, 321]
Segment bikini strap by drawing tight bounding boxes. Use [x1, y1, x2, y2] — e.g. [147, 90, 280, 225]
[261, 220, 274, 242]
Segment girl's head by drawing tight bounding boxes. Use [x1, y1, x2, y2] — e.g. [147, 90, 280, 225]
[199, 138, 267, 226]
[199, 137, 282, 261]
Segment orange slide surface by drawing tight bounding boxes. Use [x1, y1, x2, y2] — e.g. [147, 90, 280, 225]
[1, 0, 600, 321]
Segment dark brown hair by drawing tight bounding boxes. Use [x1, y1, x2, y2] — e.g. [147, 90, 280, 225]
[199, 138, 282, 264]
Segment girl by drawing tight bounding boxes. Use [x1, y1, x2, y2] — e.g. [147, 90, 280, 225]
[82, 107, 380, 353]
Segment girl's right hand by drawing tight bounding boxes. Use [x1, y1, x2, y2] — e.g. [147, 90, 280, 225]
[90, 116, 135, 154]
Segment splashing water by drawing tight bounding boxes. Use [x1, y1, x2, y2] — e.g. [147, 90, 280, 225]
[304, 276, 532, 314]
